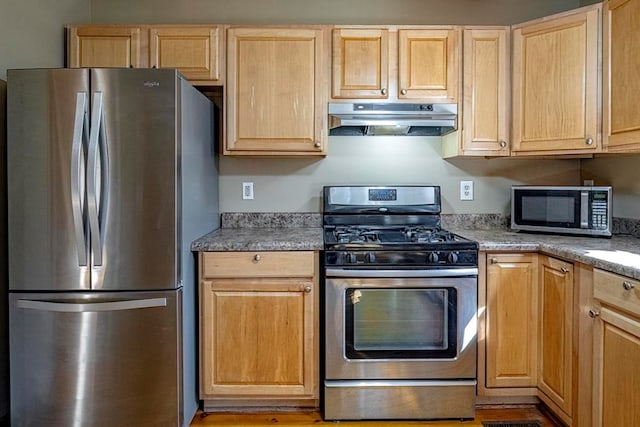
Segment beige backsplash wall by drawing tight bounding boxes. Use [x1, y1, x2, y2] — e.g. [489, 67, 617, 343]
[219, 137, 581, 213]
[581, 155, 640, 219]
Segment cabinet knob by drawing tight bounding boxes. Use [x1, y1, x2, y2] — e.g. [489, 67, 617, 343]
[253, 254, 261, 262]
[381, 88, 387, 95]
[314, 141, 321, 148]
[303, 285, 312, 293]
[585, 137, 594, 145]
[400, 89, 408, 96]
[560, 267, 569, 274]
[490, 257, 498, 264]
[588, 309, 600, 318]
[499, 140, 507, 148]
[623, 281, 635, 291]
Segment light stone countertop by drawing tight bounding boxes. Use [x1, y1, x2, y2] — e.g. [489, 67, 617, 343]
[449, 227, 640, 281]
[190, 212, 640, 281]
[190, 227, 324, 252]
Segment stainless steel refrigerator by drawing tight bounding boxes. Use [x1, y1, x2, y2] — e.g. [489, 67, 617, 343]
[7, 68, 219, 427]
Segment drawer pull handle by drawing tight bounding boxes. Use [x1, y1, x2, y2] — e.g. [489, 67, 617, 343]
[623, 281, 635, 291]
[254, 254, 261, 262]
[303, 285, 312, 293]
[560, 267, 569, 274]
[490, 258, 498, 264]
[588, 309, 600, 318]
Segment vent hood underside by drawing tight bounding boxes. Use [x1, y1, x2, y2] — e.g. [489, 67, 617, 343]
[329, 102, 457, 136]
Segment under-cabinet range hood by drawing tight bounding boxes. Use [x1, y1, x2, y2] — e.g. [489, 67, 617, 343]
[329, 102, 457, 136]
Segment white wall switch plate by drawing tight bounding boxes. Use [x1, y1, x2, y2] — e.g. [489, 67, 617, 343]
[242, 182, 254, 200]
[460, 180, 474, 201]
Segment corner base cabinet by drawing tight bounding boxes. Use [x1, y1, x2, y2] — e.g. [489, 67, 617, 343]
[199, 251, 319, 409]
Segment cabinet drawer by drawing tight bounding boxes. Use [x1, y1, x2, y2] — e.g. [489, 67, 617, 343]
[202, 251, 315, 278]
[594, 269, 640, 317]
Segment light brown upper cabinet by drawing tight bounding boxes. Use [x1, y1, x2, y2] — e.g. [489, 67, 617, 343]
[67, 25, 145, 68]
[225, 27, 328, 156]
[443, 27, 510, 158]
[66, 25, 223, 85]
[332, 28, 389, 99]
[603, 0, 640, 152]
[511, 6, 601, 156]
[331, 27, 460, 103]
[398, 29, 459, 102]
[149, 26, 223, 85]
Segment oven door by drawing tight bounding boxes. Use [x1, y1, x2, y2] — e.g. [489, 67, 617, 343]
[325, 268, 477, 380]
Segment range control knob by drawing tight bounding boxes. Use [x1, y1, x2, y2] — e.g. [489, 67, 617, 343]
[447, 252, 459, 264]
[366, 252, 376, 263]
[428, 252, 439, 263]
[346, 252, 357, 264]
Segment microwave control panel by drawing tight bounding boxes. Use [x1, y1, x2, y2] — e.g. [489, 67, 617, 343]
[590, 192, 609, 230]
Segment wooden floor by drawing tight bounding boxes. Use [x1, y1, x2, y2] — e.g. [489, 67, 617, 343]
[191, 407, 560, 426]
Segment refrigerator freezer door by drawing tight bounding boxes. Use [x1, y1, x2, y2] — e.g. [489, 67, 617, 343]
[90, 69, 179, 291]
[7, 68, 91, 291]
[9, 290, 182, 427]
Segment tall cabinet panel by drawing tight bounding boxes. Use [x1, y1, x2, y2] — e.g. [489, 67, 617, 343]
[461, 28, 510, 156]
[225, 27, 327, 156]
[511, 7, 600, 155]
[603, 0, 640, 151]
[538, 255, 574, 421]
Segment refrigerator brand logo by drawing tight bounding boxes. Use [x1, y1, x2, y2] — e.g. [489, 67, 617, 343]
[143, 81, 160, 88]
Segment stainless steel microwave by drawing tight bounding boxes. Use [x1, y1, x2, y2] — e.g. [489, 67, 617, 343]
[511, 186, 612, 237]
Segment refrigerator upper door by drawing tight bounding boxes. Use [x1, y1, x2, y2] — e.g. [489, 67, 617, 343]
[7, 68, 91, 291]
[90, 69, 179, 291]
[9, 290, 182, 427]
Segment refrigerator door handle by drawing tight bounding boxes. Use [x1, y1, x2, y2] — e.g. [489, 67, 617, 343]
[87, 91, 107, 266]
[71, 92, 89, 267]
[16, 297, 167, 313]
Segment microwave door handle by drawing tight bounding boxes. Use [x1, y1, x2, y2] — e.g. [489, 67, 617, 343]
[580, 191, 589, 228]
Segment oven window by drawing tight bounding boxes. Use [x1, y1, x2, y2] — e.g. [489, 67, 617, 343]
[345, 288, 457, 359]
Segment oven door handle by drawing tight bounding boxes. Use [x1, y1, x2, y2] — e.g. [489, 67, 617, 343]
[325, 268, 478, 278]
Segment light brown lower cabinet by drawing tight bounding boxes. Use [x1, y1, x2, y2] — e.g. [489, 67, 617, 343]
[483, 253, 539, 390]
[592, 269, 640, 426]
[199, 251, 319, 410]
[480, 252, 593, 426]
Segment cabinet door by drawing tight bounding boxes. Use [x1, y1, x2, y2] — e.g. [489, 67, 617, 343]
[538, 256, 573, 418]
[226, 28, 327, 156]
[511, 7, 600, 154]
[397, 29, 460, 102]
[67, 25, 145, 68]
[603, 0, 640, 152]
[201, 278, 316, 398]
[149, 26, 222, 84]
[485, 253, 538, 388]
[332, 28, 389, 99]
[462, 28, 510, 156]
[592, 269, 640, 426]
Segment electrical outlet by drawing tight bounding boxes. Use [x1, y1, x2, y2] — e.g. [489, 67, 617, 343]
[242, 182, 254, 200]
[460, 180, 474, 201]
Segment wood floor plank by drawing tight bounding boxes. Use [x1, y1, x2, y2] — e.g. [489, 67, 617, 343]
[190, 407, 560, 426]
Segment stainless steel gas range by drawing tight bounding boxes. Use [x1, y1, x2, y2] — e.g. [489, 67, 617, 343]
[322, 185, 478, 421]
